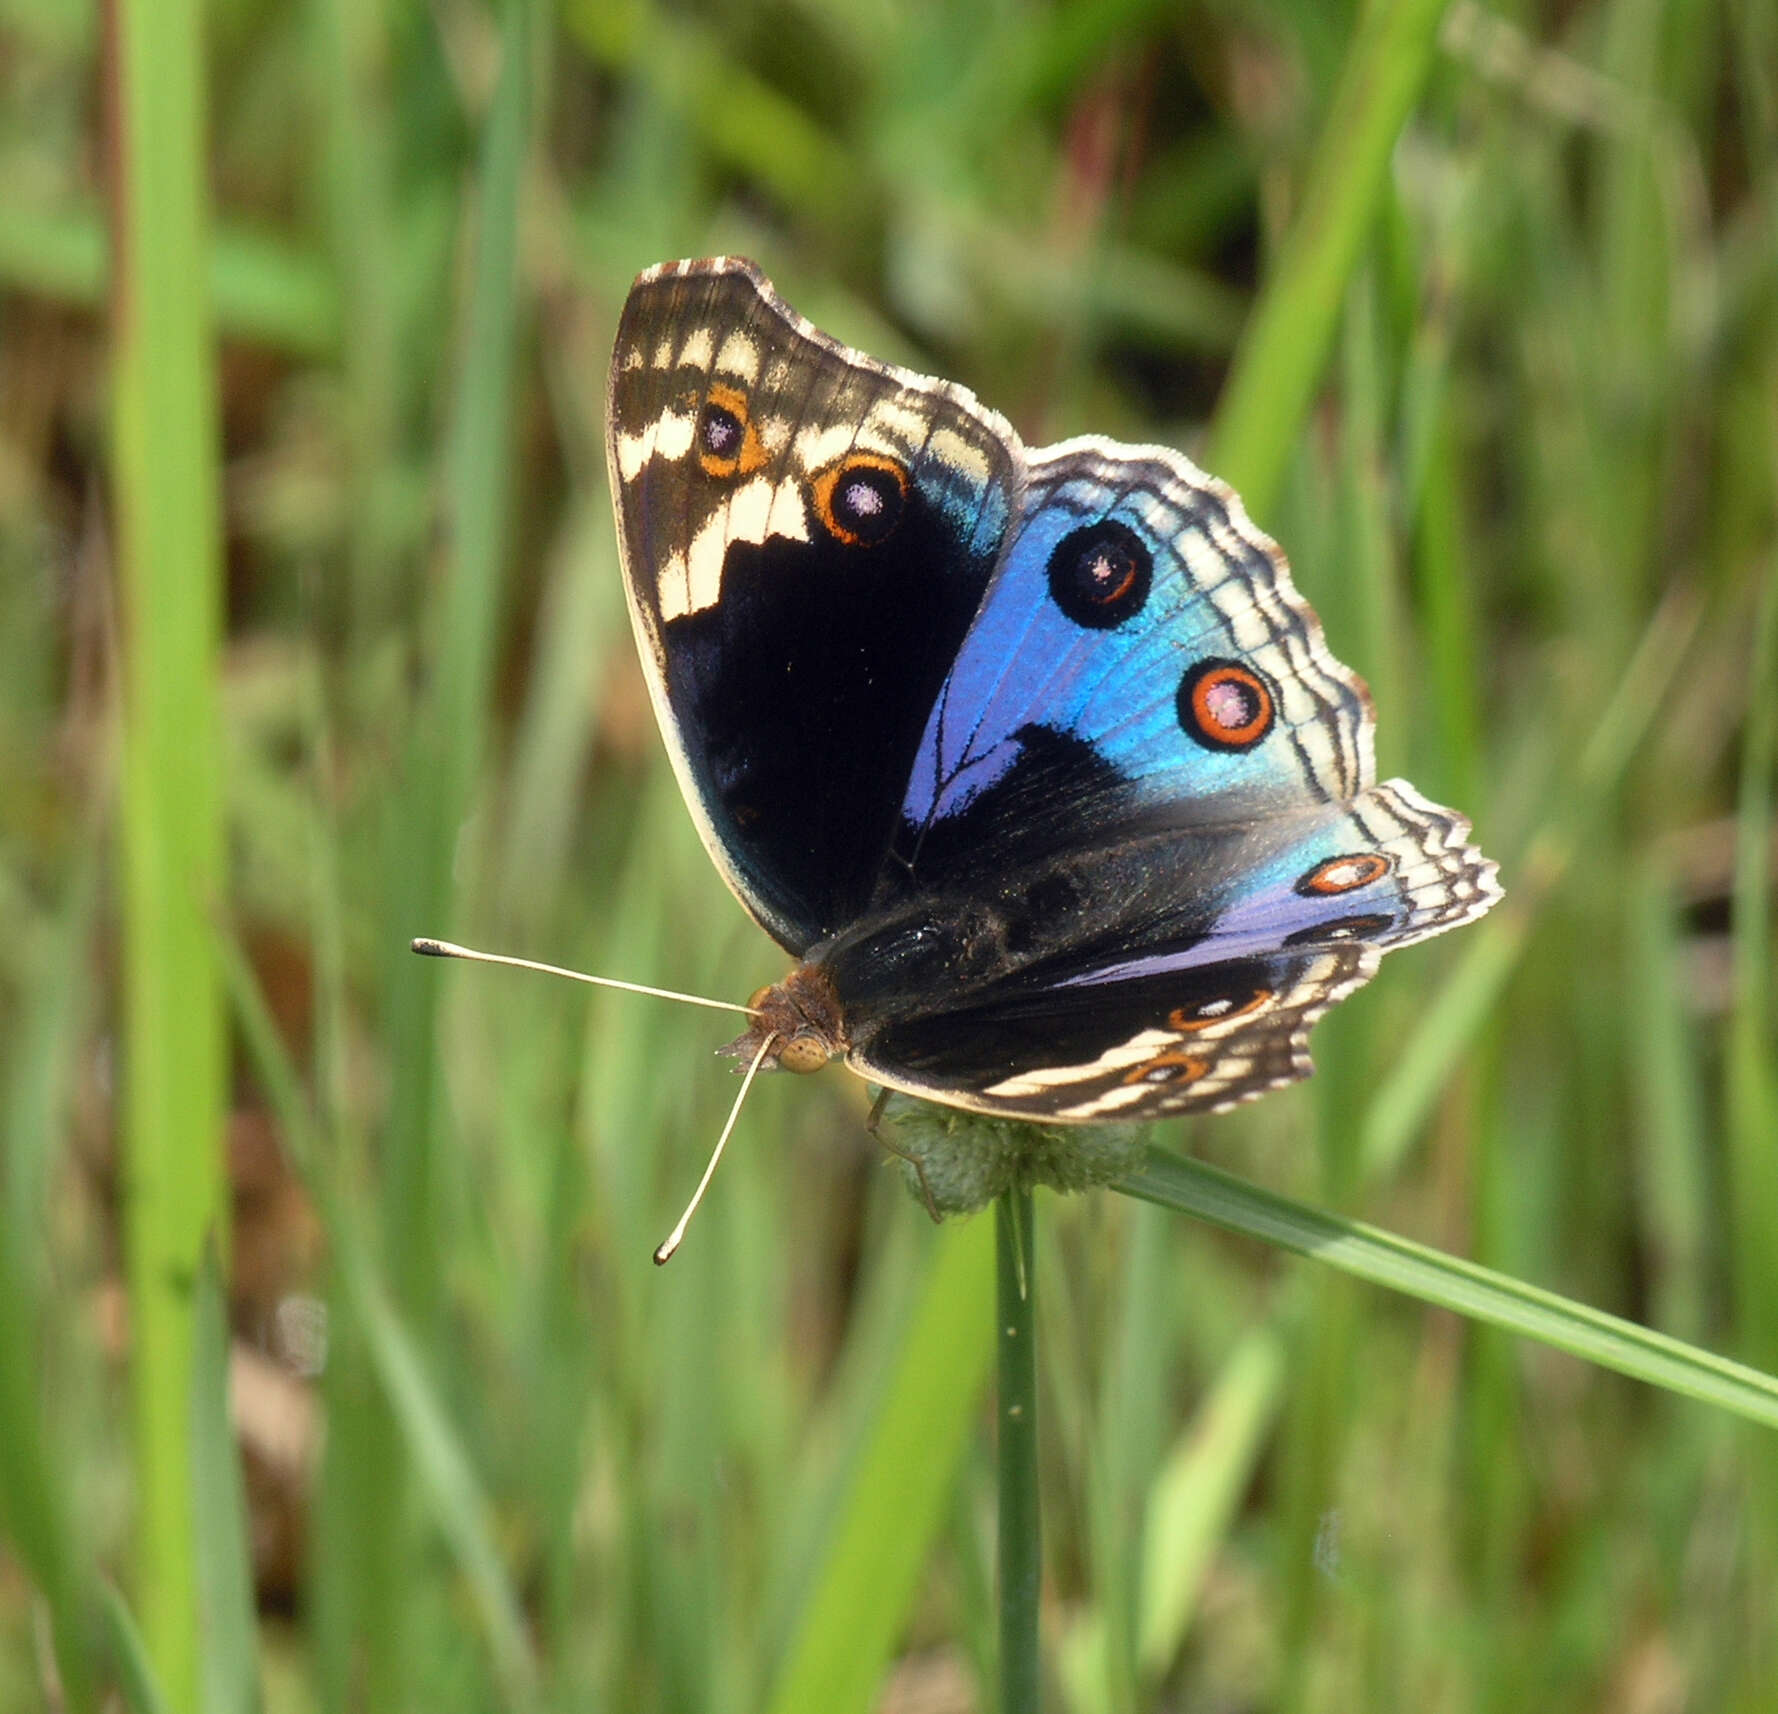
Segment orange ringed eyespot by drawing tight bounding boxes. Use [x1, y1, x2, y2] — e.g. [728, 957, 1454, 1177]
[1122, 1051, 1209, 1087]
[811, 453, 908, 546]
[1168, 988, 1272, 1032]
[1178, 659, 1274, 750]
[1296, 853, 1392, 896]
[696, 383, 768, 478]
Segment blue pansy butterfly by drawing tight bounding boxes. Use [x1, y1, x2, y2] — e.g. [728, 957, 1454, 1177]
[606, 258, 1500, 1125]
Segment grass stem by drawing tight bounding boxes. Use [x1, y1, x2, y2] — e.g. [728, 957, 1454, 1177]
[105, 0, 228, 1701]
[997, 1186, 1040, 1714]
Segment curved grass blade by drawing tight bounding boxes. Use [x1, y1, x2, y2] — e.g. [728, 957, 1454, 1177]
[1117, 1144, 1778, 1432]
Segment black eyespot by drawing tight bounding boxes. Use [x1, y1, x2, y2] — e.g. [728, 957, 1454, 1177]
[1282, 913, 1393, 947]
[812, 455, 908, 546]
[699, 402, 742, 459]
[1047, 520, 1152, 628]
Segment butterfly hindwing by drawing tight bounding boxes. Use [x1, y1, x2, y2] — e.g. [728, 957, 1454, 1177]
[607, 258, 1022, 951]
[884, 440, 1374, 897]
[847, 946, 1374, 1121]
[837, 781, 1496, 1120]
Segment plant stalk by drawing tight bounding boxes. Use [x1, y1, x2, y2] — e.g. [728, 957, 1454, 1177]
[997, 1185, 1040, 1714]
[105, 0, 228, 1703]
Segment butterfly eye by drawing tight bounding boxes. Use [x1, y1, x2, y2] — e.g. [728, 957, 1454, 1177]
[1177, 658, 1275, 750]
[1047, 520, 1152, 628]
[811, 454, 908, 546]
[1296, 853, 1391, 896]
[776, 1032, 832, 1074]
[696, 384, 764, 478]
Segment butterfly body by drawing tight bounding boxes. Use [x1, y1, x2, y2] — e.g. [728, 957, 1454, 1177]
[608, 258, 1500, 1124]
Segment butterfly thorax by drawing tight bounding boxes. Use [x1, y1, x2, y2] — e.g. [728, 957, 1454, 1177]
[732, 963, 849, 1075]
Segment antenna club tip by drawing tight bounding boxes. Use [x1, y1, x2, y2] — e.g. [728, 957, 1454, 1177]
[411, 937, 451, 957]
[652, 1242, 677, 1266]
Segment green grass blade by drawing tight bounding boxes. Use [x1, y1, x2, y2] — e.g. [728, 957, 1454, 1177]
[0, 830, 102, 1714]
[1360, 589, 1701, 1179]
[346, 1253, 541, 1710]
[764, 1217, 996, 1714]
[189, 1251, 260, 1714]
[107, 0, 229, 1702]
[1205, 0, 1452, 518]
[98, 1584, 174, 1714]
[1137, 1328, 1286, 1678]
[382, 0, 531, 1308]
[1728, 562, 1778, 1369]
[1625, 858, 1709, 1343]
[0, 1240, 96, 1714]
[217, 923, 540, 1708]
[1117, 1144, 1778, 1432]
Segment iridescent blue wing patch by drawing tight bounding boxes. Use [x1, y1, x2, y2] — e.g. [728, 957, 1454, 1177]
[886, 440, 1374, 893]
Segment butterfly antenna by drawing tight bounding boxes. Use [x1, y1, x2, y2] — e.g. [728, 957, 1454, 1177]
[411, 938, 761, 1017]
[653, 1030, 779, 1266]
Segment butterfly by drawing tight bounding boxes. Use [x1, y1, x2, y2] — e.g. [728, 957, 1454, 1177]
[606, 257, 1500, 1127]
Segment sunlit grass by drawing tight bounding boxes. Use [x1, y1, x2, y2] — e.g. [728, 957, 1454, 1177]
[0, 0, 1775, 1709]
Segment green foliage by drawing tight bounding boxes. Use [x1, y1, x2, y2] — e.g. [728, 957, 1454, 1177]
[0, 0, 1775, 1709]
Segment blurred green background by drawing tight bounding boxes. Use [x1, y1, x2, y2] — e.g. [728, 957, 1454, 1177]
[2, 0, 1776, 1709]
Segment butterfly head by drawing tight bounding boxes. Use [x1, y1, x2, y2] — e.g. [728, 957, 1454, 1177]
[731, 964, 849, 1076]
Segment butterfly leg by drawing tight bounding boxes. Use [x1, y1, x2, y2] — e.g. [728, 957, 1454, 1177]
[866, 1089, 943, 1225]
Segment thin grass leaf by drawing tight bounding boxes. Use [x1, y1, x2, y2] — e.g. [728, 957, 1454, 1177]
[1081, 1197, 1174, 1714]
[1728, 561, 1778, 1369]
[1360, 588, 1702, 1179]
[0, 830, 102, 1712]
[1137, 1328, 1285, 1677]
[1625, 858, 1709, 1343]
[1205, 0, 1453, 519]
[0, 1237, 96, 1714]
[346, 1253, 541, 1710]
[189, 1251, 259, 1714]
[1117, 1145, 1778, 1432]
[764, 1217, 995, 1714]
[217, 924, 540, 1709]
[98, 1584, 173, 1714]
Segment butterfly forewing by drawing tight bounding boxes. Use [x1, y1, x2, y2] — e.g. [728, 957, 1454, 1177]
[607, 258, 1022, 952]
